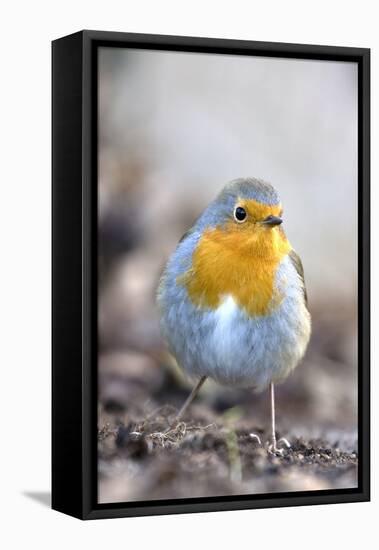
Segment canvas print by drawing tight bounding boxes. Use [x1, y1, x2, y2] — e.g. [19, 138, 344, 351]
[97, 48, 358, 504]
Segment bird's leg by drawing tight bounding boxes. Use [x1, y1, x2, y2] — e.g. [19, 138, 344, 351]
[268, 382, 291, 455]
[269, 382, 278, 451]
[174, 376, 207, 423]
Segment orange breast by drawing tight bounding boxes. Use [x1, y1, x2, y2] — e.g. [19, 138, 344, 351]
[178, 223, 291, 317]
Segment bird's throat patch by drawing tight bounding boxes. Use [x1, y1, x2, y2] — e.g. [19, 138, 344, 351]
[178, 222, 291, 317]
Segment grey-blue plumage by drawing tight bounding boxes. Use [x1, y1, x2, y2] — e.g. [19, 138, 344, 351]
[157, 178, 310, 392]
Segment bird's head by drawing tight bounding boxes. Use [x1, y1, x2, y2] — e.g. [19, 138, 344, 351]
[196, 178, 289, 258]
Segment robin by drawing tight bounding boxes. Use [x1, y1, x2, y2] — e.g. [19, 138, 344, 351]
[157, 178, 311, 454]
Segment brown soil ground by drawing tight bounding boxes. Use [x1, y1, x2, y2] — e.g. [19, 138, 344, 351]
[98, 400, 358, 503]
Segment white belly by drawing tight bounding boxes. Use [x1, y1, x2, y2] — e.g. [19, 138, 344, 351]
[184, 289, 310, 391]
[161, 257, 311, 392]
[210, 295, 243, 369]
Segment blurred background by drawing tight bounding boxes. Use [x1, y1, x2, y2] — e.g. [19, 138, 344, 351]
[97, 47, 358, 503]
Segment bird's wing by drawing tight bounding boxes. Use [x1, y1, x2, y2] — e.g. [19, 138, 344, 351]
[289, 249, 308, 306]
[178, 228, 194, 244]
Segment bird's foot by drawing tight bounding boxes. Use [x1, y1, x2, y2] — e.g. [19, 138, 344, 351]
[249, 432, 262, 446]
[268, 437, 291, 456]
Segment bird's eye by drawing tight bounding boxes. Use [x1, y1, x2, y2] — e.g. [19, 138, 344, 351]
[234, 206, 247, 223]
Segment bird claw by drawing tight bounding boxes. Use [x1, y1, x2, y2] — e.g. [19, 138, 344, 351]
[278, 437, 291, 448]
[268, 437, 291, 456]
[249, 433, 262, 445]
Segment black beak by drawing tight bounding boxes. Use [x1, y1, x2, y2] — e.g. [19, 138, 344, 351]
[262, 215, 283, 227]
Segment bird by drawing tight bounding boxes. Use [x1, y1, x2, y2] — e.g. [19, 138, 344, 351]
[157, 177, 311, 454]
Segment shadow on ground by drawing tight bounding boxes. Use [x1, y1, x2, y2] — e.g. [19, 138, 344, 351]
[23, 491, 51, 507]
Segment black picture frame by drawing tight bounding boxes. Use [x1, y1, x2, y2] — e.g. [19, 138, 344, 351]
[52, 30, 370, 520]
